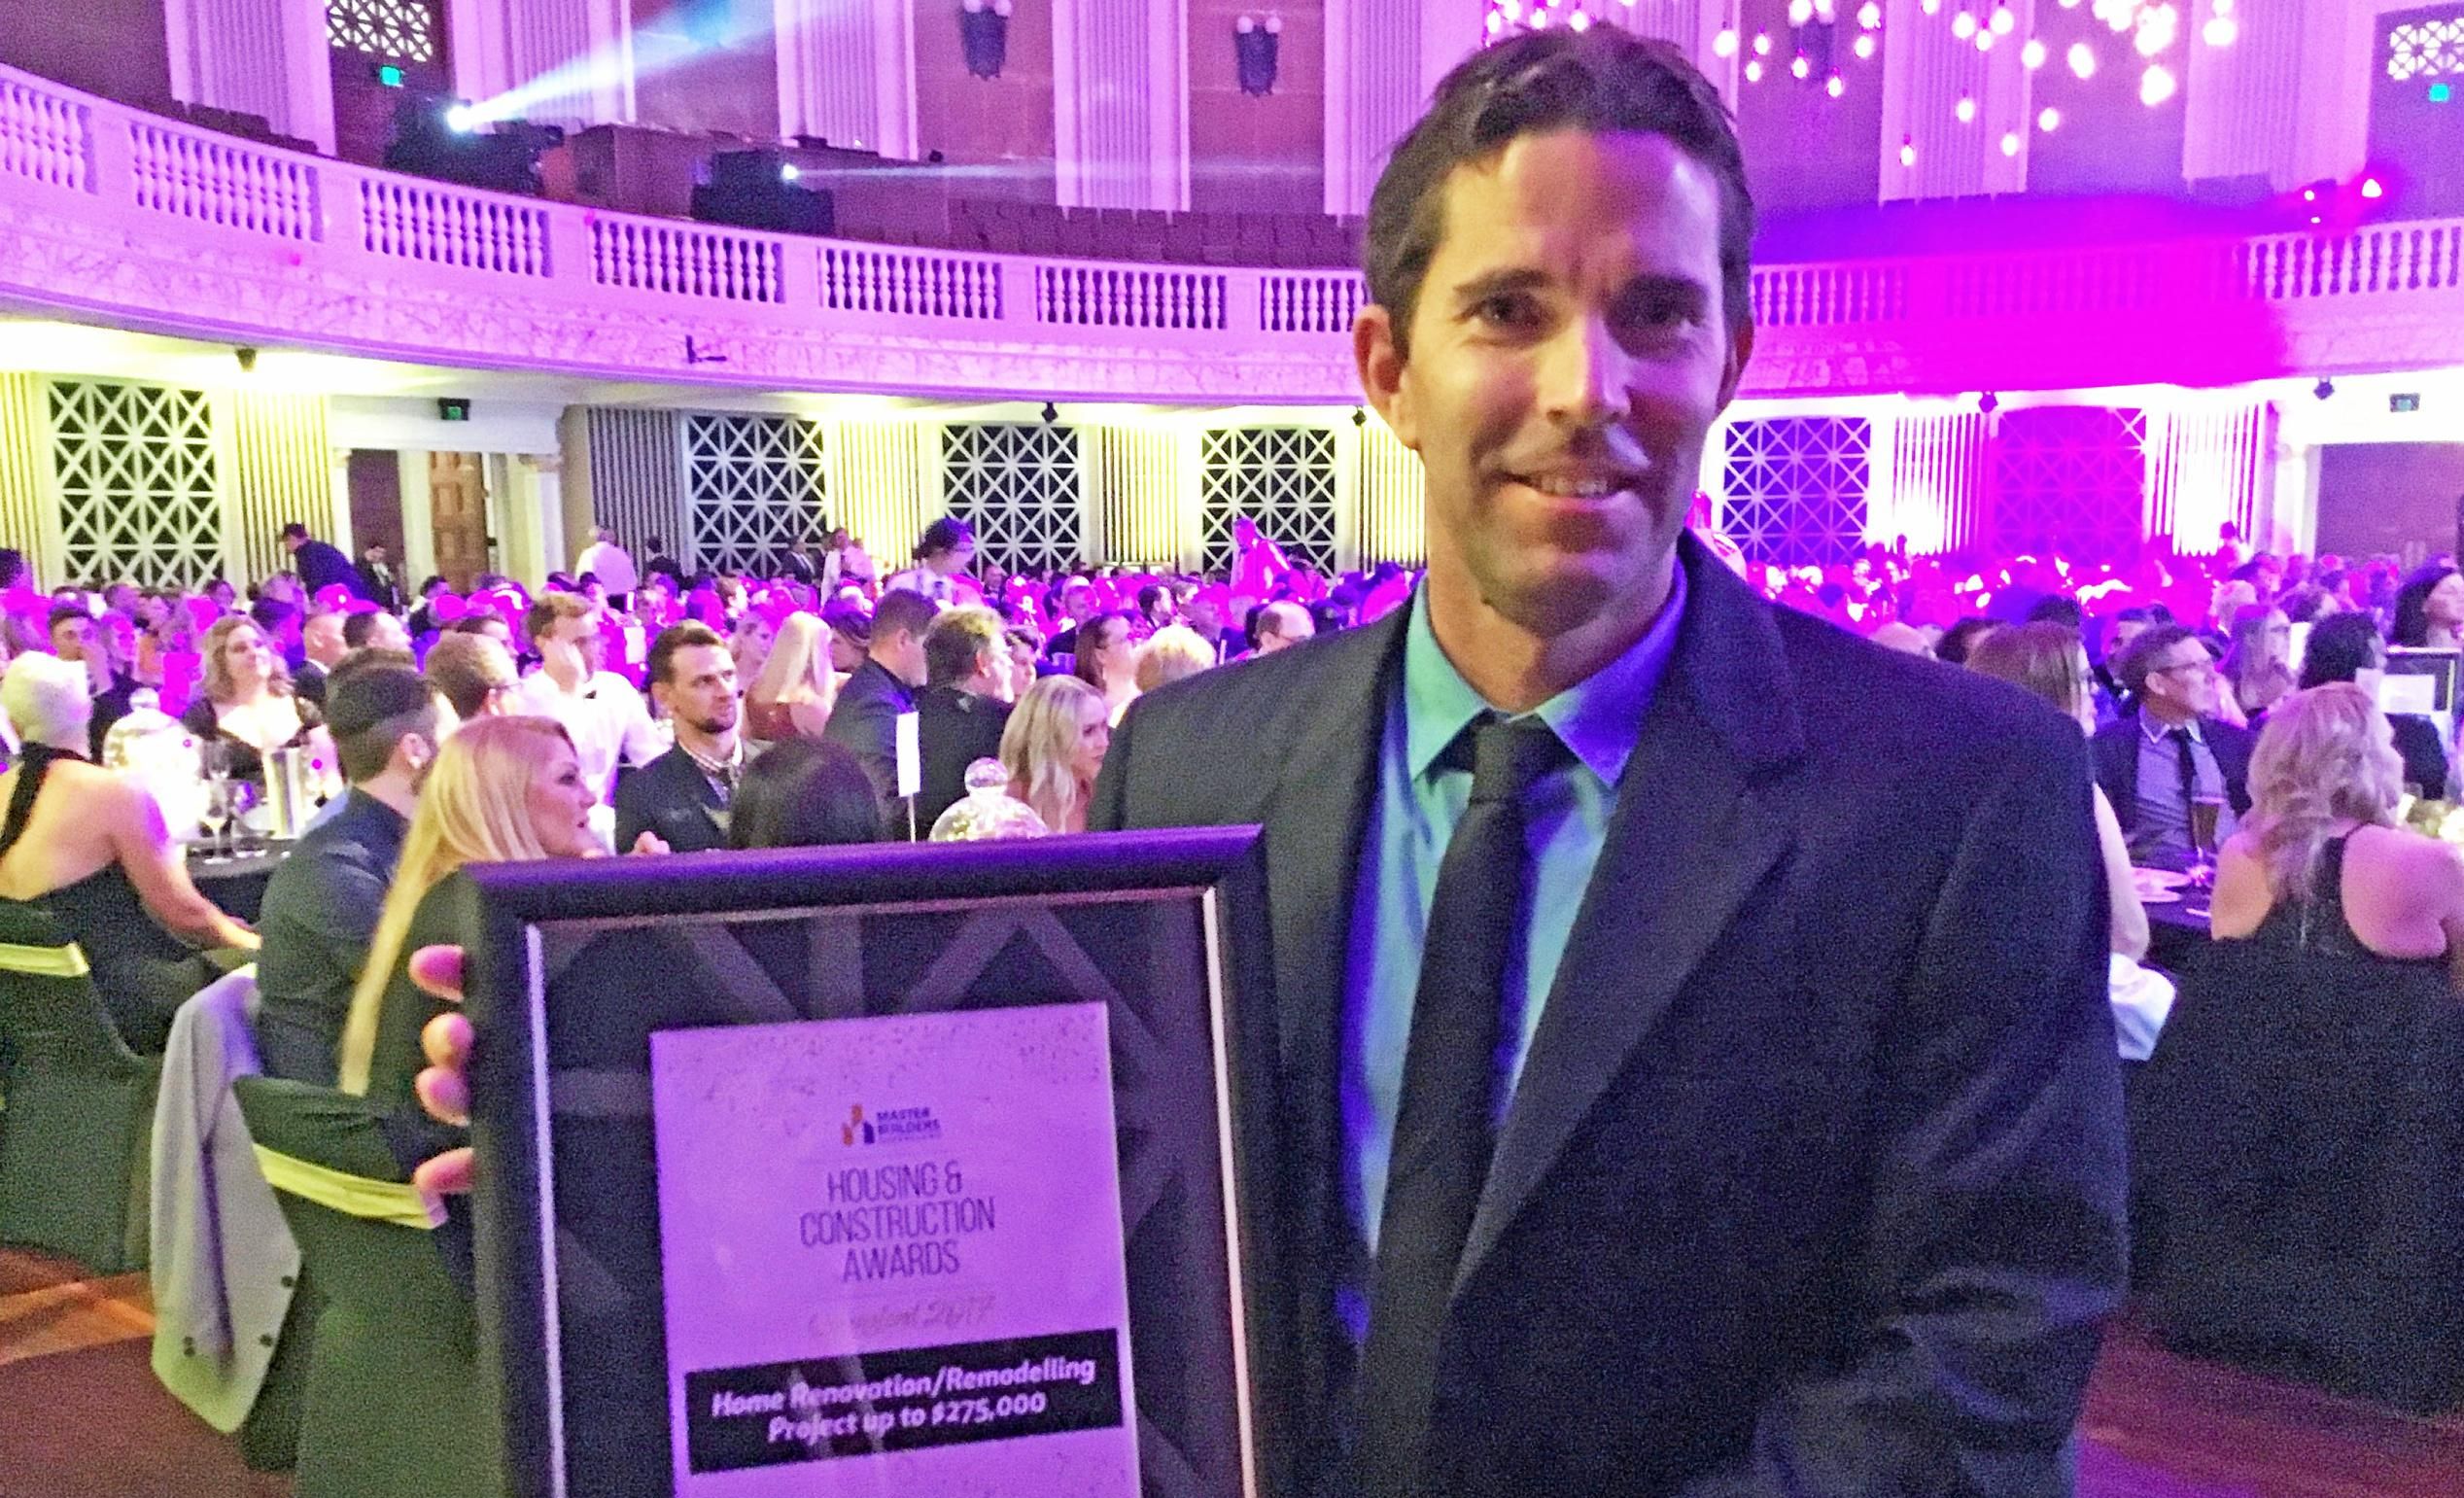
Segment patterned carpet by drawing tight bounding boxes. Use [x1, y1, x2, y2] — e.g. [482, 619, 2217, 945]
[3, 1246, 2460, 1497]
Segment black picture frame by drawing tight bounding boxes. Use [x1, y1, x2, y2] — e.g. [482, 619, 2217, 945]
[458, 828, 1285, 1498]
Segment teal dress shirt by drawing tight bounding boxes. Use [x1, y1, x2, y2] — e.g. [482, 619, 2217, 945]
[1339, 564, 1688, 1312]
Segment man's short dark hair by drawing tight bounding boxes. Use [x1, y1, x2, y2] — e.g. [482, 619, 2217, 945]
[872, 588, 940, 644]
[46, 605, 88, 639]
[923, 606, 1005, 688]
[327, 664, 437, 784]
[2113, 623, 2202, 700]
[279, 522, 309, 541]
[1365, 29, 1753, 357]
[2024, 595, 2084, 630]
[251, 598, 300, 633]
[424, 631, 515, 718]
[340, 610, 387, 649]
[645, 621, 727, 689]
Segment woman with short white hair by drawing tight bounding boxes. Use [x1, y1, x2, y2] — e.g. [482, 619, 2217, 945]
[0, 653, 257, 1050]
[2210, 683, 2464, 990]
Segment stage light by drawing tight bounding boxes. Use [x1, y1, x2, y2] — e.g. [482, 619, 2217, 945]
[2068, 42, 2097, 78]
[2022, 38, 2047, 67]
[1858, 2, 1881, 26]
[443, 103, 478, 133]
[1854, 32, 1877, 56]
[1957, 94, 1977, 122]
[2140, 63, 2176, 106]
[781, 163, 800, 182]
[2302, 187, 2316, 202]
[2312, 378, 2334, 401]
[1990, 4, 2014, 34]
[1713, 27, 1739, 55]
[1791, 53, 1812, 78]
[1789, 0, 1813, 25]
[1952, 10, 1976, 38]
[1826, 73, 1846, 96]
[2038, 106, 2061, 131]
[1745, 57, 1764, 81]
[2362, 178, 2384, 199]
[2001, 130, 2021, 156]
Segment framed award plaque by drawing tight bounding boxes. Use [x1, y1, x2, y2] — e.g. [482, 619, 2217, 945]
[459, 828, 1285, 1498]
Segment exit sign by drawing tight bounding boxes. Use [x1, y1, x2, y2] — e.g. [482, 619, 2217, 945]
[2392, 393, 2421, 413]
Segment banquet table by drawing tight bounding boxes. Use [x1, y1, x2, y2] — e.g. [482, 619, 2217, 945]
[188, 844, 289, 923]
[2135, 868, 2213, 977]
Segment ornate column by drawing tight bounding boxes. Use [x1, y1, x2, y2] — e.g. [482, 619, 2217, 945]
[1053, 0, 1190, 208]
[446, 0, 634, 126]
[163, 0, 337, 153]
[1322, 0, 1484, 217]
[776, 0, 917, 155]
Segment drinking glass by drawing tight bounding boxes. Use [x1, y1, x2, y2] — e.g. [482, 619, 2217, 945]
[198, 741, 234, 854]
[2188, 795, 2224, 889]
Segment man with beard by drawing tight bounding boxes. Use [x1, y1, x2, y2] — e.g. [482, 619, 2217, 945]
[613, 622, 743, 854]
[255, 663, 438, 1084]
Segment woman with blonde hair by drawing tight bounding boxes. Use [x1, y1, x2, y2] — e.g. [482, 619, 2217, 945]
[2218, 604, 2296, 721]
[181, 612, 329, 786]
[336, 715, 601, 1102]
[1133, 625, 1216, 695]
[2210, 683, 2464, 988]
[744, 611, 838, 743]
[730, 612, 776, 691]
[999, 675, 1109, 834]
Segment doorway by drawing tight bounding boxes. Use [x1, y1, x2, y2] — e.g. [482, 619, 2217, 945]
[430, 451, 493, 591]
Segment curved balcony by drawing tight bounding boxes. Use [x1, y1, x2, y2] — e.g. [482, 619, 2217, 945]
[6, 61, 2463, 404]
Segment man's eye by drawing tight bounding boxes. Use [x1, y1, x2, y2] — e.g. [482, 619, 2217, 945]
[1475, 295, 1538, 328]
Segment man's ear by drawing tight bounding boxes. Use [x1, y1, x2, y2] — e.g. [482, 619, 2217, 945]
[1715, 319, 1756, 411]
[1354, 305, 1416, 452]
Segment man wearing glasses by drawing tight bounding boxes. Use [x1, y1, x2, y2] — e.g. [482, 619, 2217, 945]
[2096, 623, 2254, 866]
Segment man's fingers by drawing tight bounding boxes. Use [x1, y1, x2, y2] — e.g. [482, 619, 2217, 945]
[413, 1146, 473, 1197]
[408, 944, 467, 1003]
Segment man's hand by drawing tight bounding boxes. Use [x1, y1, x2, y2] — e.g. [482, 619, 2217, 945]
[408, 944, 474, 1196]
[631, 830, 671, 855]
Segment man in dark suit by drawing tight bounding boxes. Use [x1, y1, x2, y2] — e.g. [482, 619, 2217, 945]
[2092, 623, 2253, 867]
[359, 542, 404, 610]
[822, 587, 936, 836]
[49, 607, 141, 757]
[1093, 30, 2125, 1498]
[256, 664, 432, 1084]
[612, 623, 741, 854]
[280, 522, 369, 600]
[913, 605, 1015, 831]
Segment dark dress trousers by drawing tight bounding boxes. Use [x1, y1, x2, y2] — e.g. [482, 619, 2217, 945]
[1090, 534, 2128, 1497]
[2088, 710, 2254, 839]
[821, 659, 916, 834]
[914, 683, 1012, 832]
[255, 788, 409, 1085]
[609, 745, 728, 854]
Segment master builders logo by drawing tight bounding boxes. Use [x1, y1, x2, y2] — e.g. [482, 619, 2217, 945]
[839, 1103, 942, 1146]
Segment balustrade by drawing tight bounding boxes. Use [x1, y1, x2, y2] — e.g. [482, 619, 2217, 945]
[818, 246, 1001, 319]
[593, 220, 783, 302]
[128, 122, 318, 240]
[360, 179, 548, 274]
[1036, 265, 1228, 330]
[0, 76, 87, 192]
[1261, 273, 1365, 333]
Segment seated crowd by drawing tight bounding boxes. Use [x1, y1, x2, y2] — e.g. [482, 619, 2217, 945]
[3, 505, 2463, 1465]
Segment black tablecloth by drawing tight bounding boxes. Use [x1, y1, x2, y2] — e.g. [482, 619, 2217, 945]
[189, 844, 289, 923]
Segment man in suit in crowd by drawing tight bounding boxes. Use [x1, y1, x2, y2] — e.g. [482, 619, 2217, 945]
[359, 542, 404, 610]
[1093, 29, 2125, 1498]
[2093, 623, 2254, 867]
[912, 605, 1015, 832]
[822, 587, 937, 835]
[280, 522, 369, 600]
[612, 623, 741, 855]
[48, 606, 139, 757]
[1248, 598, 1316, 656]
[256, 663, 434, 1084]
[294, 608, 348, 707]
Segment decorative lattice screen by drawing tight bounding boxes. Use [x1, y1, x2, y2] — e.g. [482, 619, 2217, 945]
[48, 380, 222, 589]
[683, 414, 825, 575]
[1988, 406, 2147, 561]
[941, 423, 1083, 575]
[1198, 427, 1338, 574]
[2387, 16, 2464, 81]
[1720, 416, 1871, 566]
[327, 0, 441, 61]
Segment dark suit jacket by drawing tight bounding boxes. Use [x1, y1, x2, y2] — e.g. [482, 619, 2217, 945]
[1090, 534, 2127, 1497]
[610, 746, 728, 854]
[292, 540, 368, 600]
[2089, 710, 2254, 836]
[87, 671, 140, 758]
[256, 788, 408, 1085]
[294, 659, 328, 708]
[821, 659, 915, 835]
[360, 557, 403, 610]
[915, 683, 1011, 832]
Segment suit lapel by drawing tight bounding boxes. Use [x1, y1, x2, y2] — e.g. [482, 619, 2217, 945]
[1458, 540, 1807, 1289]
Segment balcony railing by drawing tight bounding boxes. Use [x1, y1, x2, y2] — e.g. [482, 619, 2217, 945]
[4, 61, 2462, 402]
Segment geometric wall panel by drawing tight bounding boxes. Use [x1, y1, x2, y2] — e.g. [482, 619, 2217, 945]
[1720, 415, 1871, 566]
[941, 423, 1084, 575]
[2386, 15, 2464, 82]
[47, 380, 222, 589]
[682, 413, 825, 576]
[1197, 427, 1338, 574]
[1988, 405, 2148, 561]
[327, 0, 441, 61]
[583, 406, 689, 568]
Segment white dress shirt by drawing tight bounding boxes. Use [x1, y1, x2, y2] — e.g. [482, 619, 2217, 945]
[509, 668, 663, 805]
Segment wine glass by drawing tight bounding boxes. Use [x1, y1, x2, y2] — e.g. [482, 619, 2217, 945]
[224, 781, 259, 852]
[196, 783, 229, 858]
[198, 741, 233, 854]
[2187, 794, 2224, 890]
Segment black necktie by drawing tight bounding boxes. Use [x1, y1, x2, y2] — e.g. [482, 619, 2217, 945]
[2168, 726, 2198, 814]
[1354, 713, 1571, 1498]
